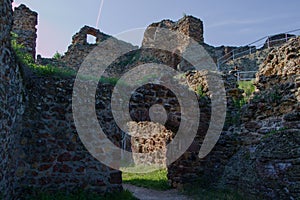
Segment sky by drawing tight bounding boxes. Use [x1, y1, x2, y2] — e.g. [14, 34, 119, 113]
[13, 0, 300, 58]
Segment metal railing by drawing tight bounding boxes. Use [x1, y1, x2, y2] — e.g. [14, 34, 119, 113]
[237, 71, 257, 81]
[217, 28, 300, 71]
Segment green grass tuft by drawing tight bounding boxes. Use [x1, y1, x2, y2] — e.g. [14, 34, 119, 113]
[24, 190, 137, 200]
[122, 169, 171, 191]
[181, 184, 245, 200]
[238, 80, 255, 102]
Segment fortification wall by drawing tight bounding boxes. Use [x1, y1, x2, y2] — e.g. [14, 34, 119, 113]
[60, 26, 110, 71]
[12, 4, 38, 59]
[0, 0, 25, 198]
[10, 74, 123, 197]
[220, 37, 300, 199]
[4, 3, 299, 199]
[126, 70, 243, 187]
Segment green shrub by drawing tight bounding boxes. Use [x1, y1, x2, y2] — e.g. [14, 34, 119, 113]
[53, 51, 62, 60]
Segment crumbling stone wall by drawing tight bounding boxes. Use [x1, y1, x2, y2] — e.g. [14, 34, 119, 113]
[143, 15, 204, 45]
[142, 16, 252, 70]
[220, 37, 300, 199]
[0, 0, 25, 198]
[6, 5, 299, 198]
[61, 26, 110, 70]
[125, 69, 243, 188]
[1, 3, 124, 196]
[11, 74, 123, 197]
[166, 71, 242, 188]
[129, 122, 173, 167]
[12, 4, 38, 59]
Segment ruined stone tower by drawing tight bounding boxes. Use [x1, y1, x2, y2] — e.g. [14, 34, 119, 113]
[12, 4, 38, 59]
[143, 15, 204, 46]
[177, 15, 204, 43]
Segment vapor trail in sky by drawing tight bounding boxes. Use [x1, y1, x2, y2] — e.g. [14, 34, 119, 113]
[96, 0, 105, 28]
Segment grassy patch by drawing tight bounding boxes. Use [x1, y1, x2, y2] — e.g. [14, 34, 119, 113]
[12, 32, 75, 77]
[181, 184, 244, 200]
[24, 190, 137, 200]
[238, 80, 255, 102]
[122, 169, 171, 191]
[196, 85, 206, 98]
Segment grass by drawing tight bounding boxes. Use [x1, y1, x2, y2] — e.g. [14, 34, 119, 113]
[11, 32, 127, 85]
[23, 190, 137, 200]
[238, 80, 255, 102]
[181, 184, 245, 200]
[12, 32, 75, 77]
[122, 168, 171, 191]
[196, 85, 206, 98]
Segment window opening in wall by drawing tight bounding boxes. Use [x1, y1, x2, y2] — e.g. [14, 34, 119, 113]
[87, 34, 97, 44]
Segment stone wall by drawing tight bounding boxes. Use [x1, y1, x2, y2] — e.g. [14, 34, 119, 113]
[1, 4, 125, 195]
[4, 3, 299, 199]
[12, 4, 38, 59]
[10, 73, 123, 198]
[220, 47, 272, 72]
[142, 15, 251, 69]
[0, 0, 25, 198]
[60, 26, 110, 71]
[129, 122, 173, 167]
[143, 15, 204, 45]
[124, 69, 243, 188]
[220, 37, 300, 199]
[167, 71, 242, 188]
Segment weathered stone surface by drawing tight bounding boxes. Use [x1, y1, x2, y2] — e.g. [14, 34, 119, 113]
[220, 37, 300, 199]
[143, 15, 204, 45]
[60, 26, 111, 71]
[0, 0, 25, 198]
[263, 33, 296, 49]
[14, 74, 123, 196]
[12, 4, 38, 59]
[221, 129, 300, 199]
[129, 121, 173, 167]
[3, 3, 299, 199]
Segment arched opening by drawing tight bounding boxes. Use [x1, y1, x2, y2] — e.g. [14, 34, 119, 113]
[87, 34, 97, 44]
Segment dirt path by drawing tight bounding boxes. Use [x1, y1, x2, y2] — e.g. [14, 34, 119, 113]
[123, 184, 192, 200]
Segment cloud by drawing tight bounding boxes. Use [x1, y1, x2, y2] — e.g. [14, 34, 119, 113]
[207, 15, 291, 29]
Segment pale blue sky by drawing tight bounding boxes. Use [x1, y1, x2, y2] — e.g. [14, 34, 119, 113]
[13, 0, 300, 57]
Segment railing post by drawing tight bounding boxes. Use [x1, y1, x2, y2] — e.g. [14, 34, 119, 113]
[232, 50, 235, 60]
[267, 36, 270, 48]
[285, 33, 288, 42]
